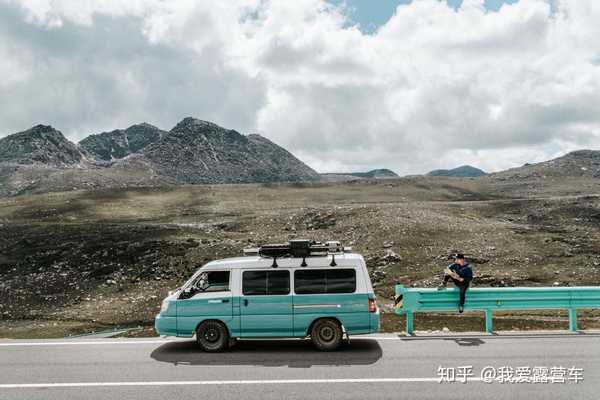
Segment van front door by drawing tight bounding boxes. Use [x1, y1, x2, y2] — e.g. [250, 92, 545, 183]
[177, 270, 233, 337]
[240, 270, 293, 337]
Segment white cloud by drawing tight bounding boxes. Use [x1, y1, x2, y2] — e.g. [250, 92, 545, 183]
[0, 0, 599, 174]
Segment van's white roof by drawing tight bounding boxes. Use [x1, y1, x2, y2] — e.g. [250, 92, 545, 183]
[204, 253, 365, 269]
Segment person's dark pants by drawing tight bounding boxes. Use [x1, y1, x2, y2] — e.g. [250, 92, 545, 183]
[443, 275, 470, 307]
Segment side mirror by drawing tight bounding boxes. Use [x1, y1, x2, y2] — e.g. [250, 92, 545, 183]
[179, 287, 193, 300]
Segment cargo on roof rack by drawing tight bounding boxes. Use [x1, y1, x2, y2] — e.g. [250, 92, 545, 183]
[243, 240, 352, 259]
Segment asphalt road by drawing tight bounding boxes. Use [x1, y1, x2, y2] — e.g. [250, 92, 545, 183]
[0, 333, 598, 399]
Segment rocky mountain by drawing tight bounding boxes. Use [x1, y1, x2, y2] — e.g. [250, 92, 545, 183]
[0, 118, 319, 196]
[427, 165, 487, 178]
[79, 123, 166, 161]
[133, 117, 319, 184]
[0, 125, 87, 167]
[491, 150, 600, 180]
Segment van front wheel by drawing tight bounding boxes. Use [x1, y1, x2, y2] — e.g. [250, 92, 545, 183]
[196, 321, 229, 352]
[311, 319, 343, 351]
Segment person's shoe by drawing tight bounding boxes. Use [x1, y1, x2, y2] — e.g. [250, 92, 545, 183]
[459, 305, 464, 314]
[437, 283, 446, 290]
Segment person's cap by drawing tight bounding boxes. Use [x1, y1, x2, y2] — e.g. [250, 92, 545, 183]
[454, 253, 465, 260]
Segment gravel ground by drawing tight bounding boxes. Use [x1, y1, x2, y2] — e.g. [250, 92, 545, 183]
[1, 177, 599, 337]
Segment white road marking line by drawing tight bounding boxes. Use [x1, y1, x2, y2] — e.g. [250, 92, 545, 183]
[0, 336, 402, 347]
[0, 340, 174, 347]
[0, 378, 483, 388]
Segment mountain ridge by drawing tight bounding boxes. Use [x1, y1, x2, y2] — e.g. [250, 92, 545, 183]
[490, 150, 600, 180]
[135, 117, 319, 184]
[0, 118, 319, 196]
[0, 125, 88, 167]
[79, 123, 166, 161]
[427, 165, 487, 178]
[2, 121, 600, 197]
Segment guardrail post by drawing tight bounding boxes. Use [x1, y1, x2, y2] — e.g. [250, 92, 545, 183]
[568, 309, 577, 332]
[406, 312, 414, 336]
[485, 309, 493, 333]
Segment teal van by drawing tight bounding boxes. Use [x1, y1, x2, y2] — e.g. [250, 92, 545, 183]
[155, 240, 380, 351]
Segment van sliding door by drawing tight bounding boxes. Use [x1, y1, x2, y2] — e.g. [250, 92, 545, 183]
[239, 270, 293, 337]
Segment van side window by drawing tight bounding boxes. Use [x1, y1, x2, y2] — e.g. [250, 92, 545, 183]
[294, 269, 356, 294]
[326, 269, 357, 293]
[242, 270, 290, 295]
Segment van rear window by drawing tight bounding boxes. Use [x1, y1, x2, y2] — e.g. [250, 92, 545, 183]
[294, 269, 356, 294]
[242, 270, 290, 295]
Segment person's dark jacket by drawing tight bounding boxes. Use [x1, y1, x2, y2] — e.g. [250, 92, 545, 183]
[448, 263, 473, 284]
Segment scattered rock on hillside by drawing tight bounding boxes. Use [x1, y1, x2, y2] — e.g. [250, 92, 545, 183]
[0, 125, 87, 166]
[80, 123, 166, 161]
[131, 117, 320, 184]
[491, 150, 600, 180]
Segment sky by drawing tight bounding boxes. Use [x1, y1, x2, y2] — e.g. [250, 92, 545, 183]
[332, 0, 519, 33]
[0, 0, 599, 175]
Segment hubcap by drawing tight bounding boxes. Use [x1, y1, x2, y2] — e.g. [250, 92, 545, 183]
[320, 326, 335, 342]
[204, 328, 220, 343]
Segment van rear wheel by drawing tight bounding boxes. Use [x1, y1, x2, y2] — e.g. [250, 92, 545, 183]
[311, 319, 343, 351]
[196, 321, 229, 352]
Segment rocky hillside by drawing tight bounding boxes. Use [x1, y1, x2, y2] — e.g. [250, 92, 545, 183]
[491, 150, 600, 180]
[134, 118, 319, 184]
[0, 125, 87, 167]
[428, 165, 487, 178]
[79, 123, 166, 161]
[0, 118, 319, 196]
[3, 176, 600, 337]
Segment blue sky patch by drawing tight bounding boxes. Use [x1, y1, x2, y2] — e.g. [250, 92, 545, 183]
[330, 0, 520, 33]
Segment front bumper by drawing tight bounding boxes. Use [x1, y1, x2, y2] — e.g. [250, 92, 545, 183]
[154, 313, 177, 336]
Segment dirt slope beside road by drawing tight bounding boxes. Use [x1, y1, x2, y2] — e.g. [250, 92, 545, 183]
[1, 177, 600, 337]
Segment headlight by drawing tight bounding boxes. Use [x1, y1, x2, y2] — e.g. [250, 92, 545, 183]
[160, 299, 170, 313]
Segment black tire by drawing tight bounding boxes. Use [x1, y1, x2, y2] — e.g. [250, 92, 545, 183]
[196, 320, 229, 352]
[311, 318, 343, 351]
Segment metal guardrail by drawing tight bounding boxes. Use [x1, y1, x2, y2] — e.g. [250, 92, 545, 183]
[394, 284, 600, 335]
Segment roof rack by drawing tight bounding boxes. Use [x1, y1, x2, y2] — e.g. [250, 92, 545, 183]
[243, 240, 352, 267]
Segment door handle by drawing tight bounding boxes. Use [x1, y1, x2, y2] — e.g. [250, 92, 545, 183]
[243, 299, 249, 306]
[208, 299, 229, 304]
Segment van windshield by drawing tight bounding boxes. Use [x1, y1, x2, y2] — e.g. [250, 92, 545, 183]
[180, 270, 230, 299]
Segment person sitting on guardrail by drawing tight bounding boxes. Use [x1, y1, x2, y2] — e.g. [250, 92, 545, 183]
[437, 253, 473, 313]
